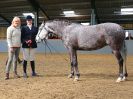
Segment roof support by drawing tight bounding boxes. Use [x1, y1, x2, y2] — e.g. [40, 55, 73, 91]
[90, 0, 100, 25]
[34, 9, 39, 27]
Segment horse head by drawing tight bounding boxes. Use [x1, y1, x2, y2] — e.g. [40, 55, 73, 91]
[36, 21, 47, 43]
[36, 21, 55, 43]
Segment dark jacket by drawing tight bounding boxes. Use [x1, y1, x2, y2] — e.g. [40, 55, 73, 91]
[21, 25, 38, 48]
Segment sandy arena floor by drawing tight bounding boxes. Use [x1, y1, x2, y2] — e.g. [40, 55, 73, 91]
[0, 52, 133, 99]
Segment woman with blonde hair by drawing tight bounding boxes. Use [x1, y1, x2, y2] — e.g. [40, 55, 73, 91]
[5, 16, 21, 80]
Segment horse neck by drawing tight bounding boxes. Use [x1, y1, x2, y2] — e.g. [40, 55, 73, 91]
[54, 31, 63, 39]
[52, 21, 70, 38]
[54, 26, 66, 38]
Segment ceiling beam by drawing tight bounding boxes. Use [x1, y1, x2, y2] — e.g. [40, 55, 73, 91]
[37, 0, 90, 5]
[0, 6, 32, 12]
[43, 2, 90, 7]
[0, 0, 26, 3]
[99, 19, 133, 24]
[27, 0, 50, 19]
[0, 14, 11, 24]
[96, 0, 133, 8]
[41, 2, 91, 11]
[49, 15, 90, 21]
[0, 1, 28, 8]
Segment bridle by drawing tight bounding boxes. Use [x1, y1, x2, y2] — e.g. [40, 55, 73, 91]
[37, 24, 52, 53]
[37, 24, 49, 42]
[37, 22, 60, 42]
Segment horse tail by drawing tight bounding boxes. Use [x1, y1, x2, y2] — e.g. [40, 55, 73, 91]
[120, 40, 127, 77]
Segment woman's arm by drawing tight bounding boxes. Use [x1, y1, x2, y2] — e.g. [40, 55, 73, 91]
[21, 27, 26, 43]
[7, 27, 13, 47]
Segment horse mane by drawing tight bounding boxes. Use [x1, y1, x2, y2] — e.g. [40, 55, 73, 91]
[45, 19, 72, 26]
[54, 19, 73, 26]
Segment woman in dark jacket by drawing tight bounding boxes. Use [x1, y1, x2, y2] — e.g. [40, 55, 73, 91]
[21, 15, 38, 78]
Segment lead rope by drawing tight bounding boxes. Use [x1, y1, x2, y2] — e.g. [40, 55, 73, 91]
[42, 39, 69, 63]
[43, 39, 52, 54]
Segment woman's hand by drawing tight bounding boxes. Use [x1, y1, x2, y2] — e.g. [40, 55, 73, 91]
[26, 40, 32, 44]
[26, 40, 32, 46]
[10, 47, 14, 52]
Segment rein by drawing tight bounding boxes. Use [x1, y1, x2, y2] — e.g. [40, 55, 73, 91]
[42, 39, 52, 54]
[41, 39, 68, 62]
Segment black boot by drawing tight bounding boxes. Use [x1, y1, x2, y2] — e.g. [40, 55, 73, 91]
[18, 57, 22, 64]
[30, 61, 37, 76]
[23, 60, 28, 78]
[5, 73, 9, 80]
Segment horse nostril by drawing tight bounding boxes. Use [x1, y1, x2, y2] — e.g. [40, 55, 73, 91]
[36, 41, 40, 43]
[35, 39, 40, 43]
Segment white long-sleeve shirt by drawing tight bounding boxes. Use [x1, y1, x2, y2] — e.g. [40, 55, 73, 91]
[7, 25, 21, 47]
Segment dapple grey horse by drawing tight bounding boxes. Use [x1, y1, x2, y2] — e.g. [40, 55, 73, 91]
[36, 20, 127, 82]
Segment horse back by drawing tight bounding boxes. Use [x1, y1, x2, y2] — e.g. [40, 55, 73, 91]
[63, 23, 125, 51]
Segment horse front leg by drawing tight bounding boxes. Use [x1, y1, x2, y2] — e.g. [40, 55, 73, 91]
[67, 47, 80, 81]
[67, 47, 74, 78]
[67, 48, 74, 79]
[67, 62, 74, 78]
[70, 49, 80, 81]
[72, 50, 80, 81]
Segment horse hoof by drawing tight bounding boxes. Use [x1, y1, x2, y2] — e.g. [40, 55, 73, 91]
[74, 76, 79, 81]
[122, 76, 126, 81]
[116, 77, 123, 82]
[125, 73, 128, 77]
[68, 74, 73, 78]
[74, 78, 78, 81]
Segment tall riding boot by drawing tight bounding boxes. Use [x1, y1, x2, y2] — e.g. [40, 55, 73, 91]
[18, 57, 22, 64]
[5, 73, 9, 80]
[23, 60, 28, 78]
[14, 71, 20, 78]
[30, 61, 37, 76]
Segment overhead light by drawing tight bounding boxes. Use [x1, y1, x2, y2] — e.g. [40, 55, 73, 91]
[121, 8, 133, 12]
[39, 16, 44, 18]
[81, 22, 90, 25]
[63, 11, 75, 14]
[121, 8, 133, 15]
[23, 13, 35, 18]
[63, 11, 76, 17]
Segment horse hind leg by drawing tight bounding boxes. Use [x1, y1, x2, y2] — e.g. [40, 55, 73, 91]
[113, 50, 125, 82]
[120, 41, 128, 81]
[120, 41, 128, 77]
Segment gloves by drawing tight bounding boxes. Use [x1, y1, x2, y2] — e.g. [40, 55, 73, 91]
[26, 40, 32, 47]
